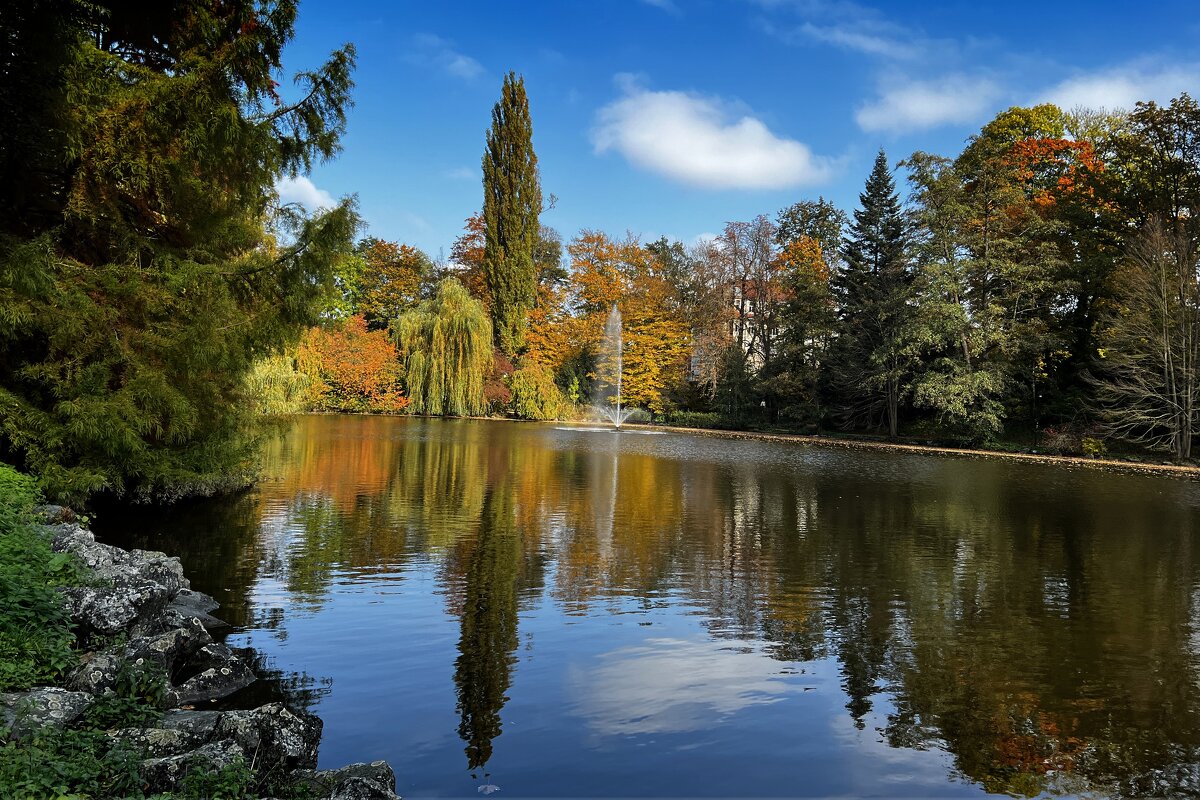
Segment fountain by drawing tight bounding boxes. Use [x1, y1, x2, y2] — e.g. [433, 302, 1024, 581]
[593, 304, 635, 428]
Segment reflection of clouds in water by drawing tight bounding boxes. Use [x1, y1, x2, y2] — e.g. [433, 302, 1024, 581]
[570, 637, 804, 735]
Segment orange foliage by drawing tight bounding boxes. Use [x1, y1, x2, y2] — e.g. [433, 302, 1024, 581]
[777, 236, 830, 284]
[566, 231, 691, 415]
[450, 213, 491, 308]
[357, 240, 429, 327]
[1004, 137, 1105, 211]
[297, 315, 409, 412]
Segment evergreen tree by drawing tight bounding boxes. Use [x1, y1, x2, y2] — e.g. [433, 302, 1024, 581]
[482, 72, 542, 356]
[830, 150, 914, 438]
[0, 1, 357, 502]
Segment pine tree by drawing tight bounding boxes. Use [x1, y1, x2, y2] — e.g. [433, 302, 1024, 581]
[830, 150, 914, 438]
[0, 1, 357, 502]
[482, 72, 542, 356]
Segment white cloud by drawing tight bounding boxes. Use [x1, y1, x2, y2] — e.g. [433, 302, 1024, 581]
[275, 175, 335, 211]
[855, 75, 1001, 133]
[592, 77, 834, 190]
[640, 0, 682, 14]
[1041, 63, 1200, 112]
[569, 638, 808, 736]
[409, 34, 484, 81]
[792, 22, 918, 60]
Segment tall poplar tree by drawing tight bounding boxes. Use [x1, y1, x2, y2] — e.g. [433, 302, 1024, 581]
[482, 72, 542, 356]
[830, 150, 914, 438]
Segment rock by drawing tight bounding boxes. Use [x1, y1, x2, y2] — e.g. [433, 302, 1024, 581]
[62, 581, 173, 639]
[109, 724, 213, 758]
[173, 588, 220, 615]
[293, 761, 398, 796]
[168, 644, 256, 706]
[213, 703, 322, 772]
[139, 739, 247, 793]
[124, 616, 212, 676]
[46, 521, 93, 553]
[160, 709, 222, 740]
[88, 548, 188, 606]
[1, 688, 94, 738]
[34, 504, 76, 524]
[164, 589, 228, 632]
[67, 650, 124, 695]
[330, 776, 402, 800]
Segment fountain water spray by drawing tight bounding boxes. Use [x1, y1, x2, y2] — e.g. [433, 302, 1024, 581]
[593, 305, 635, 428]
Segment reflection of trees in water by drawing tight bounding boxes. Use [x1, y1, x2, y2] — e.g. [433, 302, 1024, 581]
[101, 418, 1200, 796]
[451, 485, 521, 770]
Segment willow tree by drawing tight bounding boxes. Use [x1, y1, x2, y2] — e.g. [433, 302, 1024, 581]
[394, 278, 493, 416]
[0, 1, 357, 502]
[482, 72, 542, 356]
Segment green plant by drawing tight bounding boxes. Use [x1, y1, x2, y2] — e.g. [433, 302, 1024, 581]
[83, 661, 167, 730]
[168, 758, 257, 800]
[0, 725, 143, 799]
[510, 363, 566, 420]
[1081, 436, 1108, 459]
[0, 464, 80, 691]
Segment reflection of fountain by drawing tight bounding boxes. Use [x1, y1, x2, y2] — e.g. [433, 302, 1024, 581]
[593, 305, 635, 428]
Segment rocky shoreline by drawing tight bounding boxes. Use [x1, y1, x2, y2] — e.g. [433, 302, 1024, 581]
[0, 507, 401, 799]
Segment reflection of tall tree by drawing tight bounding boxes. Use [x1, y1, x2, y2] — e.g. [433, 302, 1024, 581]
[453, 482, 523, 771]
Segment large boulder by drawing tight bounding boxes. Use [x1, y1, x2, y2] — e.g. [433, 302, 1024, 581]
[61, 581, 174, 640]
[124, 616, 213, 676]
[213, 703, 323, 773]
[67, 650, 125, 695]
[1, 688, 94, 738]
[293, 761, 399, 796]
[164, 589, 228, 632]
[139, 739, 247, 794]
[110, 724, 214, 758]
[329, 776, 403, 800]
[168, 643, 256, 706]
[160, 709, 223, 739]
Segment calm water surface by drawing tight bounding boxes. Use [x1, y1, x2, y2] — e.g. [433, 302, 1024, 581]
[97, 416, 1200, 797]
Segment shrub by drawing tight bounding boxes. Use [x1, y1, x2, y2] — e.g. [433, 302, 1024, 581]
[1081, 436, 1108, 459]
[0, 464, 80, 691]
[243, 354, 313, 416]
[510, 363, 566, 420]
[664, 411, 723, 429]
[298, 315, 409, 413]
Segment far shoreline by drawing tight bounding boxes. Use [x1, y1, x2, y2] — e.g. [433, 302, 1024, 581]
[297, 412, 1200, 480]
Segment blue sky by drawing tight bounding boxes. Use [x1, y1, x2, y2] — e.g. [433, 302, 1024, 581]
[275, 0, 1200, 259]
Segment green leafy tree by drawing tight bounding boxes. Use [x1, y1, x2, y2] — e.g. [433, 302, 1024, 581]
[0, 1, 357, 502]
[394, 278, 493, 416]
[482, 72, 542, 357]
[902, 151, 1009, 441]
[765, 199, 846, 425]
[355, 237, 432, 329]
[829, 150, 915, 438]
[1093, 95, 1200, 460]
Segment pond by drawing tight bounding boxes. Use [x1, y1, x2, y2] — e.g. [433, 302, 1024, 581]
[97, 415, 1200, 797]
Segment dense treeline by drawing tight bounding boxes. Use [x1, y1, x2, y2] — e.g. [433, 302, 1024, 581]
[292, 93, 1200, 466]
[4, 1, 1199, 504]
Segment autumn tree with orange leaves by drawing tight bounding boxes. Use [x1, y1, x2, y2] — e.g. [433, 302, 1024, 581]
[355, 238, 432, 329]
[562, 232, 690, 416]
[298, 315, 409, 413]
